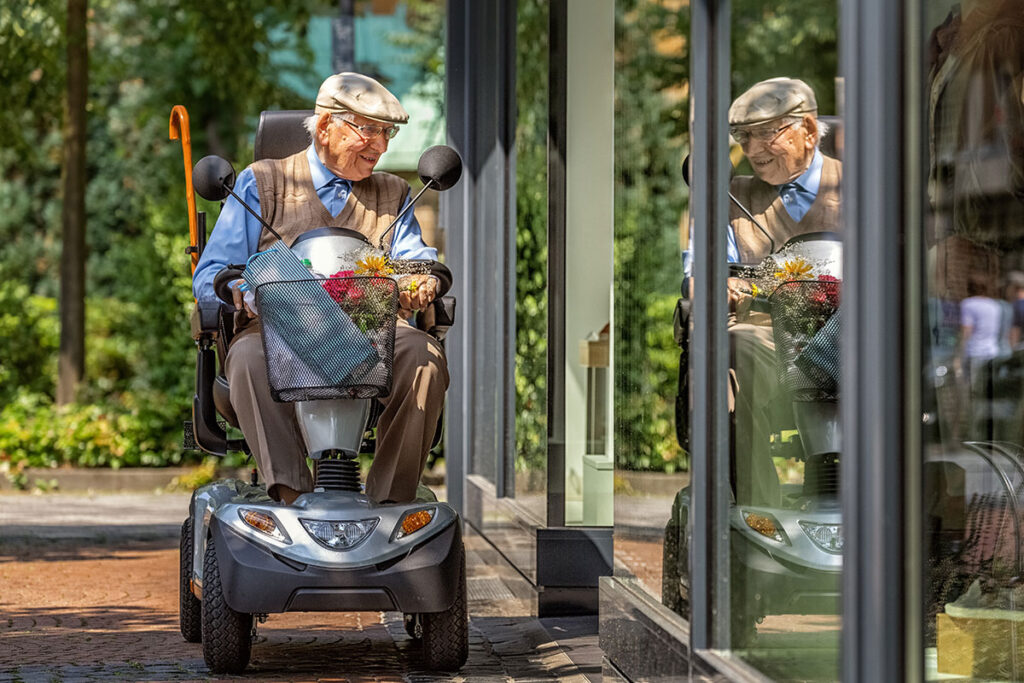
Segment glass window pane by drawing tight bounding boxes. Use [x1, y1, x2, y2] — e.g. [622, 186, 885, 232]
[514, 0, 549, 518]
[722, 0, 841, 676]
[612, 0, 691, 613]
[920, 1, 1024, 679]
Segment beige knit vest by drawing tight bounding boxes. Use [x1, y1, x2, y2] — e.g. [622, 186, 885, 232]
[250, 150, 409, 252]
[729, 154, 843, 263]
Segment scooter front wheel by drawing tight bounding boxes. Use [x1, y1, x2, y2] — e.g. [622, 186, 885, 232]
[201, 532, 254, 674]
[419, 542, 469, 671]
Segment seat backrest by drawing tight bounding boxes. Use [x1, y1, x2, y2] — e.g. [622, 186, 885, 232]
[254, 109, 314, 161]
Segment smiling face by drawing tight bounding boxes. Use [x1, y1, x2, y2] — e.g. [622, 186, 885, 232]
[739, 114, 819, 186]
[315, 112, 389, 181]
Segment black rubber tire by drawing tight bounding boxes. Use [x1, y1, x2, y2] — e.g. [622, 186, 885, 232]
[201, 532, 253, 674]
[661, 519, 684, 616]
[420, 542, 469, 671]
[179, 518, 202, 643]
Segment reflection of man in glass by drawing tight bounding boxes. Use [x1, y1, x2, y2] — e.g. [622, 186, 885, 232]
[725, 78, 843, 506]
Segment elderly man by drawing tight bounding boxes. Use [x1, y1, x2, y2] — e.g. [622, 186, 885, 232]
[193, 72, 449, 506]
[723, 77, 843, 506]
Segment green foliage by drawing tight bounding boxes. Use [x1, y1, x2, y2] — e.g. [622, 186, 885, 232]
[0, 283, 58, 403]
[732, 0, 839, 116]
[614, 1, 689, 472]
[0, 0, 332, 470]
[514, 0, 549, 476]
[0, 390, 184, 469]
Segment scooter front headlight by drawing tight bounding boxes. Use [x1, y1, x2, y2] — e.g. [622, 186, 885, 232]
[300, 518, 379, 550]
[799, 521, 843, 554]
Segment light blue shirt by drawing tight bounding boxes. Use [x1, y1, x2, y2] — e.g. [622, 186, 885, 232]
[193, 145, 437, 302]
[682, 149, 824, 276]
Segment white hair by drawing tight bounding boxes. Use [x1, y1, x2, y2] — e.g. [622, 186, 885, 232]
[303, 111, 351, 138]
[783, 114, 829, 148]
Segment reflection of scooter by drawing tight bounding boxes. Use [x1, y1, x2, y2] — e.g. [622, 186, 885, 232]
[664, 231, 843, 642]
[177, 115, 468, 674]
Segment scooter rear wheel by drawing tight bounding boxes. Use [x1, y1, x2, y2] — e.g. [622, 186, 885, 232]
[201, 533, 253, 673]
[419, 542, 469, 671]
[179, 518, 202, 643]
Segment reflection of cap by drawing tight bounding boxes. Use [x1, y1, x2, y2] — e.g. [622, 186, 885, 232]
[729, 77, 817, 127]
[315, 72, 409, 124]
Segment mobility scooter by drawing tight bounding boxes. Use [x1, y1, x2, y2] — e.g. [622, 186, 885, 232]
[173, 109, 468, 674]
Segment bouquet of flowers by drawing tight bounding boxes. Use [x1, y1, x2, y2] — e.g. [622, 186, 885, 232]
[319, 253, 429, 330]
[762, 256, 842, 400]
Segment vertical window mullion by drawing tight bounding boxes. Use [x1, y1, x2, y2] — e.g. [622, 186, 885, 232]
[689, 0, 732, 652]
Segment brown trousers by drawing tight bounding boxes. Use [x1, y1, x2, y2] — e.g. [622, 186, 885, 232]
[224, 317, 449, 504]
[729, 319, 783, 508]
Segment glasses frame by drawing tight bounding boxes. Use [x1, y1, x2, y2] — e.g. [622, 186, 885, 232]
[730, 119, 801, 146]
[339, 116, 400, 141]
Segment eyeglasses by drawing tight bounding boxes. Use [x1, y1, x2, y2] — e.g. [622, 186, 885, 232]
[340, 117, 400, 141]
[730, 121, 799, 146]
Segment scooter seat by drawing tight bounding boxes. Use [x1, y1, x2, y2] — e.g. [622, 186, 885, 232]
[213, 375, 240, 429]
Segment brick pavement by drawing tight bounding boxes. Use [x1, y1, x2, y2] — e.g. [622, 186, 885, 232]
[0, 492, 599, 682]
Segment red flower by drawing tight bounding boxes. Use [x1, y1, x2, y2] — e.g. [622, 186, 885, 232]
[322, 270, 364, 305]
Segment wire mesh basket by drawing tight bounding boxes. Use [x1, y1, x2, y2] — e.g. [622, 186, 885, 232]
[254, 276, 398, 401]
[769, 280, 841, 402]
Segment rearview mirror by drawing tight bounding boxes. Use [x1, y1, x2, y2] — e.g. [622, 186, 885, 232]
[417, 145, 462, 191]
[193, 155, 236, 201]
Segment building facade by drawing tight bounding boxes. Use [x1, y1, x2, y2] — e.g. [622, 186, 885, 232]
[441, 1, 1024, 680]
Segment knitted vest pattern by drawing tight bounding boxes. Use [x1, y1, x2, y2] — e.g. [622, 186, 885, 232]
[250, 150, 409, 252]
[729, 154, 843, 263]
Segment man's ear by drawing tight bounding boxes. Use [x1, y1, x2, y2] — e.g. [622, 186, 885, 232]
[315, 112, 333, 145]
[803, 115, 819, 148]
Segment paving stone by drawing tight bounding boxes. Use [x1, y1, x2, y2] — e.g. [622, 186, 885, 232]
[0, 492, 600, 682]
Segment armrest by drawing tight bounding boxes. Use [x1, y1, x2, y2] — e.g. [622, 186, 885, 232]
[213, 266, 245, 305]
[191, 299, 225, 341]
[416, 296, 456, 341]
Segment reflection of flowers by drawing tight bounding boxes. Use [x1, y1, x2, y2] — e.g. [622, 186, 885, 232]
[809, 274, 840, 310]
[774, 257, 814, 281]
[774, 275, 842, 336]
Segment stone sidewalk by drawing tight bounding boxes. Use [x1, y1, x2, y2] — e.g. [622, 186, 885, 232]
[0, 491, 601, 682]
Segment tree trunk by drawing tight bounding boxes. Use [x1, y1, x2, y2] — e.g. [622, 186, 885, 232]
[57, 0, 88, 405]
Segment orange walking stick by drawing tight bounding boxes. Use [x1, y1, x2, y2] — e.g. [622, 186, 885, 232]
[169, 105, 199, 274]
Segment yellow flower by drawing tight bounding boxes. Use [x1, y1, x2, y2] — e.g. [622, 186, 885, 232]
[774, 257, 813, 281]
[355, 254, 394, 276]
[750, 283, 760, 297]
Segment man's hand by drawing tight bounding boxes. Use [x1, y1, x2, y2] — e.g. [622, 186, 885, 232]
[727, 277, 752, 314]
[230, 279, 257, 317]
[397, 275, 439, 319]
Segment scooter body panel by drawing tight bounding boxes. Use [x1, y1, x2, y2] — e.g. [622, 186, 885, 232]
[189, 478, 457, 613]
[210, 511, 462, 614]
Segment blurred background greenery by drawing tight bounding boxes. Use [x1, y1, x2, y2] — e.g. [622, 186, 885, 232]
[0, 0, 441, 481]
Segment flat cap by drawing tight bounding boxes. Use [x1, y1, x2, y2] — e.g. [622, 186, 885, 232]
[728, 77, 817, 127]
[315, 72, 409, 124]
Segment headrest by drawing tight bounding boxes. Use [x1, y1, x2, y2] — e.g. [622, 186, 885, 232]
[254, 110, 314, 162]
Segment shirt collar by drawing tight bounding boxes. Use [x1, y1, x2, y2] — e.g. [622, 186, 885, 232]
[307, 145, 351, 192]
[786, 148, 823, 194]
